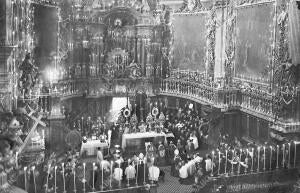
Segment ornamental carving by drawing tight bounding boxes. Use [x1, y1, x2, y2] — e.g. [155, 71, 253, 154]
[205, 6, 216, 79]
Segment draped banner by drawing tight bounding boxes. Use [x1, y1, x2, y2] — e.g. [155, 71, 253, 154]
[173, 13, 207, 71]
[235, 3, 275, 80]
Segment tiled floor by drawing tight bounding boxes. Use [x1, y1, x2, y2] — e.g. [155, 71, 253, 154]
[157, 167, 195, 193]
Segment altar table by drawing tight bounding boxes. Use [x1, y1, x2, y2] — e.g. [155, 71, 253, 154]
[121, 132, 174, 150]
[80, 139, 108, 156]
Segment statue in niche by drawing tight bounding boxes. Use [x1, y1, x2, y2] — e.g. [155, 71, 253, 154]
[127, 60, 142, 79]
[18, 53, 38, 98]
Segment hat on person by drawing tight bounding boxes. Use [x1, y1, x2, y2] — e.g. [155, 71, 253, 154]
[174, 149, 179, 155]
[139, 153, 144, 159]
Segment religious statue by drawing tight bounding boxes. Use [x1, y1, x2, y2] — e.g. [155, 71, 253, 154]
[127, 60, 142, 79]
[18, 53, 38, 98]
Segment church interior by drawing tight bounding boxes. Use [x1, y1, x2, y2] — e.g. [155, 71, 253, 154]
[1, 0, 300, 193]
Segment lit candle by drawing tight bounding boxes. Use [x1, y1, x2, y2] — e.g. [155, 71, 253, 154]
[92, 162, 95, 191]
[46, 165, 51, 192]
[225, 150, 228, 174]
[54, 166, 57, 193]
[62, 163, 66, 193]
[24, 167, 27, 191]
[118, 162, 121, 187]
[276, 145, 279, 169]
[127, 159, 130, 186]
[270, 146, 273, 170]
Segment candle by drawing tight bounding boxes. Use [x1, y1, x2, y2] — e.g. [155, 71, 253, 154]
[83, 163, 86, 192]
[294, 142, 297, 168]
[54, 166, 57, 193]
[231, 150, 234, 174]
[143, 158, 146, 184]
[276, 145, 279, 169]
[110, 161, 113, 188]
[24, 167, 27, 191]
[101, 162, 104, 190]
[92, 162, 95, 191]
[136, 159, 139, 185]
[73, 164, 76, 193]
[282, 144, 285, 168]
[225, 150, 228, 174]
[251, 148, 254, 172]
[211, 151, 214, 176]
[263, 146, 266, 171]
[118, 162, 121, 187]
[46, 165, 50, 193]
[270, 146, 273, 170]
[218, 151, 221, 175]
[32, 166, 36, 193]
[257, 147, 260, 172]
[62, 163, 66, 193]
[288, 143, 291, 168]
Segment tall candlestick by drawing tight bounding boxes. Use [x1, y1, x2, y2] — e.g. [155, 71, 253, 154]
[33, 166, 36, 193]
[263, 146, 266, 171]
[46, 165, 50, 193]
[136, 159, 139, 185]
[238, 150, 242, 175]
[257, 147, 260, 172]
[294, 142, 297, 168]
[118, 162, 121, 187]
[218, 151, 221, 175]
[282, 144, 285, 168]
[92, 162, 95, 191]
[288, 143, 291, 168]
[24, 167, 27, 191]
[110, 161, 113, 189]
[211, 151, 214, 176]
[225, 150, 228, 174]
[231, 150, 234, 174]
[276, 145, 279, 169]
[251, 148, 254, 172]
[73, 164, 76, 193]
[54, 166, 57, 193]
[270, 146, 273, 170]
[83, 163, 86, 192]
[101, 162, 104, 190]
[62, 163, 66, 193]
[143, 158, 146, 184]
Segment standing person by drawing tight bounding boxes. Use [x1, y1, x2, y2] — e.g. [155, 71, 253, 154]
[97, 147, 104, 165]
[205, 154, 213, 175]
[157, 141, 166, 166]
[185, 139, 195, 160]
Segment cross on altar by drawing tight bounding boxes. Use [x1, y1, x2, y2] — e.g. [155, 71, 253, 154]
[17, 105, 46, 154]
